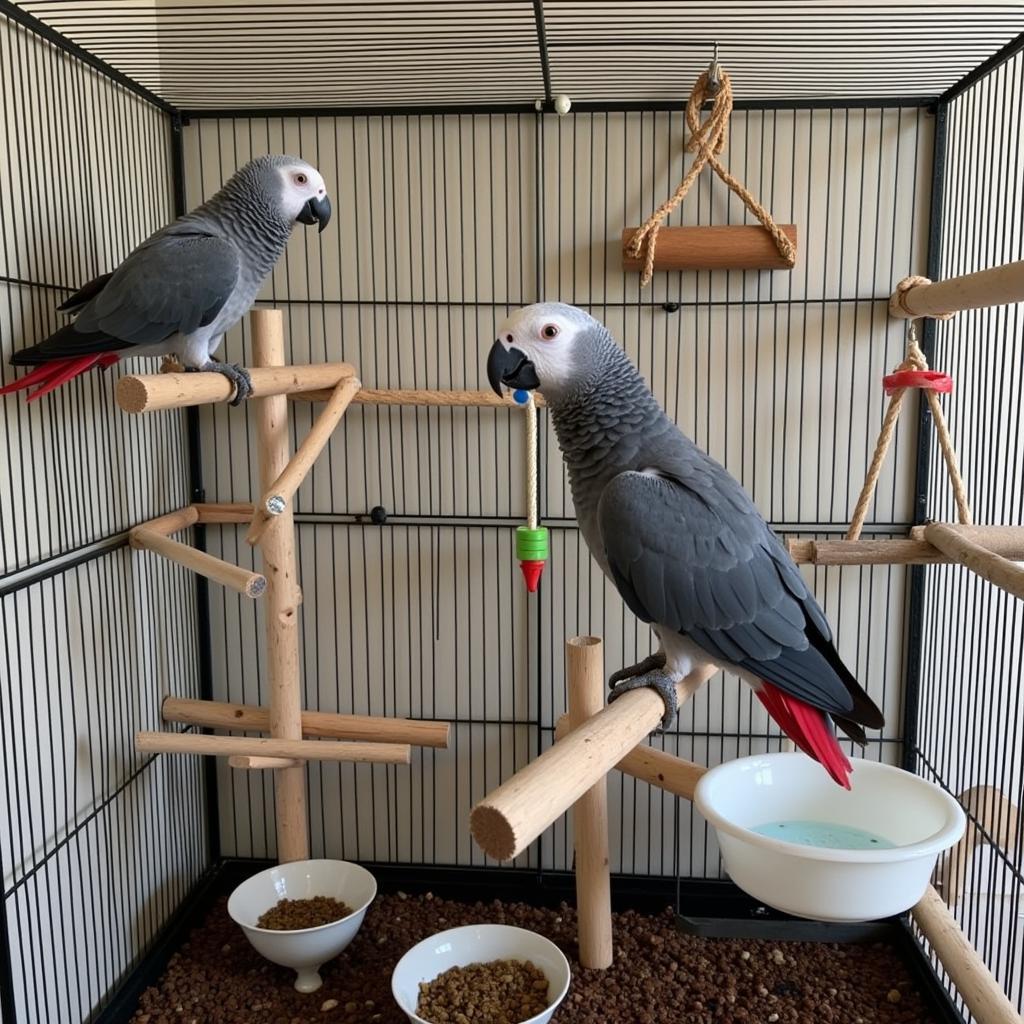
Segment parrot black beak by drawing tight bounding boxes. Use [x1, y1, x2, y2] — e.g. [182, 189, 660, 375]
[298, 195, 332, 232]
[487, 340, 540, 397]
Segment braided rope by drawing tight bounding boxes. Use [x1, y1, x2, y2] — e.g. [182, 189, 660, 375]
[892, 275, 956, 320]
[846, 322, 971, 541]
[627, 69, 796, 287]
[525, 393, 538, 531]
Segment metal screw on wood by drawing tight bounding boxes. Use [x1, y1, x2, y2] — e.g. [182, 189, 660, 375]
[266, 495, 286, 515]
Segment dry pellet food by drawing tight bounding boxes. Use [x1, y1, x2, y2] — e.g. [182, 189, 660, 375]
[256, 895, 353, 930]
[132, 893, 940, 1023]
[415, 959, 550, 1023]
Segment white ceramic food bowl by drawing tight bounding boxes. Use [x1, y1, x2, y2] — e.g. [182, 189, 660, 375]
[391, 924, 571, 1024]
[694, 753, 966, 923]
[227, 859, 376, 993]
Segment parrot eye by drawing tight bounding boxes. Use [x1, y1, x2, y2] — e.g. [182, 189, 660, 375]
[506, 334, 514, 344]
[295, 173, 308, 185]
[541, 323, 559, 340]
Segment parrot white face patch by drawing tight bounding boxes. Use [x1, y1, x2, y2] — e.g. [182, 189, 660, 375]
[276, 161, 328, 220]
[494, 302, 596, 400]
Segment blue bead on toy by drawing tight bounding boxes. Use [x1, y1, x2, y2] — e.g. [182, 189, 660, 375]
[513, 389, 530, 405]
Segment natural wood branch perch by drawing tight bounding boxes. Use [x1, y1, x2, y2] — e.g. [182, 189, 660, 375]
[911, 886, 1023, 1024]
[890, 260, 1024, 320]
[116, 362, 357, 413]
[137, 505, 199, 536]
[924, 523, 1024, 600]
[136, 731, 411, 764]
[787, 526, 1024, 566]
[293, 388, 545, 407]
[129, 526, 266, 597]
[247, 375, 362, 545]
[470, 664, 717, 861]
[162, 697, 450, 749]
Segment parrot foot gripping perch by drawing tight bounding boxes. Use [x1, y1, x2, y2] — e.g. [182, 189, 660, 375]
[190, 360, 253, 405]
[607, 667, 679, 732]
[607, 651, 667, 689]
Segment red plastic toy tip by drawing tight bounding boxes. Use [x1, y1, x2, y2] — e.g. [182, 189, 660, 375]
[883, 369, 953, 397]
[520, 560, 545, 593]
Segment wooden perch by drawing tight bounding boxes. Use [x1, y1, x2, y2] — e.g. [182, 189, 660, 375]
[788, 526, 1024, 567]
[139, 505, 199, 536]
[162, 696, 450, 748]
[566, 637, 613, 969]
[554, 715, 707, 801]
[890, 260, 1024, 320]
[247, 374, 362, 545]
[129, 526, 266, 597]
[229, 755, 300, 770]
[136, 731, 411, 764]
[470, 663, 717, 861]
[924, 523, 1024, 600]
[622, 225, 798, 272]
[252, 309, 308, 862]
[912, 886, 1023, 1024]
[116, 361, 357, 413]
[293, 388, 545, 407]
[936, 786, 1020, 908]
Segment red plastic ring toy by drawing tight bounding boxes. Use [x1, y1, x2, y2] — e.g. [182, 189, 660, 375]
[883, 369, 954, 397]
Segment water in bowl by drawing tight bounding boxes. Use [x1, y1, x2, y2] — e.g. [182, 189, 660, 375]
[751, 820, 896, 850]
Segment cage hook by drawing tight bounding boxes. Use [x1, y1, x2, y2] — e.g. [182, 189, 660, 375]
[707, 41, 721, 92]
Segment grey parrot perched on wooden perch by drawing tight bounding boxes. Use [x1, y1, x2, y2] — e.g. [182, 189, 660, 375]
[487, 302, 884, 788]
[1, 154, 331, 404]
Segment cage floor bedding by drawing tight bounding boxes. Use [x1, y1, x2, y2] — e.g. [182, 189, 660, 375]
[130, 892, 936, 1024]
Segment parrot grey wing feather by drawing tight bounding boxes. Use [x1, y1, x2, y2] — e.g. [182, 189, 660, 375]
[74, 232, 240, 347]
[597, 468, 856, 717]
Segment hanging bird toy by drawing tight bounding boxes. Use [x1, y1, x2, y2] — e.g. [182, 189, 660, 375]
[514, 388, 548, 592]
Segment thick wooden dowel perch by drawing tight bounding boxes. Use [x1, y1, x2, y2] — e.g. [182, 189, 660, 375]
[936, 786, 1019, 907]
[161, 697, 451, 748]
[116, 361, 357, 413]
[566, 637, 613, 970]
[912, 886, 1022, 1024]
[554, 715, 707, 801]
[228, 755, 301, 770]
[247, 374, 362, 545]
[890, 260, 1024, 320]
[622, 225, 798, 272]
[136, 732, 411, 764]
[130, 527, 266, 598]
[194, 502, 256, 524]
[470, 663, 717, 861]
[252, 309, 309, 862]
[139, 505, 200, 536]
[924, 523, 1024, 600]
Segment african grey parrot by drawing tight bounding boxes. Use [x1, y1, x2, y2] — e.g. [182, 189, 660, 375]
[487, 303, 884, 788]
[1, 154, 331, 404]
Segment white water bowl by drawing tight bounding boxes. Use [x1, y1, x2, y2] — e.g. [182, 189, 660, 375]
[694, 753, 966, 923]
[227, 859, 376, 993]
[391, 924, 571, 1024]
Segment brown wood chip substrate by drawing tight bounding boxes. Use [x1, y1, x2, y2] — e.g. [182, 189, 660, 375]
[130, 892, 938, 1024]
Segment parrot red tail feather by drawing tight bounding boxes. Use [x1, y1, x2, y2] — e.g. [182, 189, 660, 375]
[756, 681, 853, 789]
[0, 353, 120, 402]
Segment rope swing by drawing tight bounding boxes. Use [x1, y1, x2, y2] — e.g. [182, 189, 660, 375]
[626, 66, 797, 287]
[846, 319, 971, 542]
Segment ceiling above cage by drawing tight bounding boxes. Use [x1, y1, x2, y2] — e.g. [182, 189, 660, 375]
[9, 1, 1024, 111]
